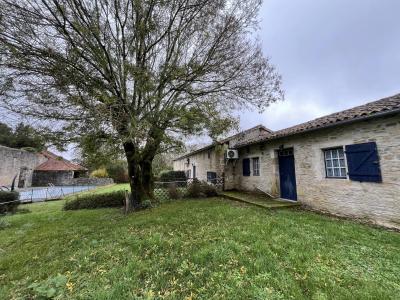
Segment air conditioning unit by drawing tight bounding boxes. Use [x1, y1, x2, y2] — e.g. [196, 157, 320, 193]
[226, 149, 239, 159]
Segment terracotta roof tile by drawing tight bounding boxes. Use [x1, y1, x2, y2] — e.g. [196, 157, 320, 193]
[174, 125, 272, 160]
[35, 151, 87, 171]
[236, 93, 400, 147]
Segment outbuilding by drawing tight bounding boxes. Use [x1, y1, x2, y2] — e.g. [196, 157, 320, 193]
[31, 151, 87, 186]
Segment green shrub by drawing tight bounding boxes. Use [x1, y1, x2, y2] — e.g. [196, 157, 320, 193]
[0, 191, 20, 214]
[90, 168, 109, 178]
[159, 170, 186, 182]
[140, 199, 153, 209]
[201, 183, 218, 197]
[185, 181, 218, 198]
[106, 162, 129, 183]
[185, 181, 203, 198]
[64, 191, 125, 210]
[168, 183, 181, 199]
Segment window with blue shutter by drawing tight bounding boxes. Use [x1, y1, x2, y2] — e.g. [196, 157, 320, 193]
[345, 142, 382, 183]
[242, 158, 250, 176]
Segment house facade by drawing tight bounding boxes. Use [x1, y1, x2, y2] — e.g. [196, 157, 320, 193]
[173, 94, 400, 228]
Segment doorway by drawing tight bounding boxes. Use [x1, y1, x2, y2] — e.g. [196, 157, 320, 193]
[278, 148, 297, 201]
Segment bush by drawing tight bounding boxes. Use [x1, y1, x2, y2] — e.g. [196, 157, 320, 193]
[185, 181, 203, 198]
[201, 183, 218, 197]
[0, 191, 20, 214]
[64, 190, 125, 210]
[168, 183, 181, 199]
[185, 181, 218, 198]
[140, 199, 153, 209]
[90, 168, 109, 178]
[106, 162, 129, 183]
[159, 170, 186, 182]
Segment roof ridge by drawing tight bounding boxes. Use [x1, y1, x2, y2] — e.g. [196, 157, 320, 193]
[235, 93, 400, 147]
[173, 125, 272, 161]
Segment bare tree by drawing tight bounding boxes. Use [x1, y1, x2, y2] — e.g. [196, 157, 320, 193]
[0, 0, 283, 208]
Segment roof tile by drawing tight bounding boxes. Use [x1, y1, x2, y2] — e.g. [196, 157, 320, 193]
[236, 93, 400, 147]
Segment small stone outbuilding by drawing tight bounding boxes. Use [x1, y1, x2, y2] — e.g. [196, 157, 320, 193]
[174, 94, 400, 228]
[0, 148, 88, 187]
[31, 151, 88, 186]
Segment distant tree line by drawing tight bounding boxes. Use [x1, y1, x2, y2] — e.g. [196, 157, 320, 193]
[0, 122, 46, 151]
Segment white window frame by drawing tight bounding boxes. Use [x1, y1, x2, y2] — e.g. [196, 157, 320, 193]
[252, 157, 260, 176]
[323, 147, 347, 179]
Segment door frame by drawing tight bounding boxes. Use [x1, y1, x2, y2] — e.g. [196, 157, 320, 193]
[277, 148, 298, 201]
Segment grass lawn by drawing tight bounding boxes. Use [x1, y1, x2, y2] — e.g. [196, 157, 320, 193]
[1, 186, 400, 299]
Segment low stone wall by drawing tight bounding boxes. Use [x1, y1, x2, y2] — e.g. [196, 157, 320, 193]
[63, 177, 114, 186]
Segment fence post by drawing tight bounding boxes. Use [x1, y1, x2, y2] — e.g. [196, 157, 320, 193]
[124, 190, 130, 214]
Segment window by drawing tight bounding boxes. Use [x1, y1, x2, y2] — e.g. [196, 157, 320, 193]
[186, 170, 191, 179]
[207, 150, 211, 159]
[207, 171, 217, 183]
[324, 147, 346, 178]
[252, 157, 260, 176]
[242, 158, 250, 176]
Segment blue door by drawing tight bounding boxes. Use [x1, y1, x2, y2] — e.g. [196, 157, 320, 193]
[278, 149, 297, 201]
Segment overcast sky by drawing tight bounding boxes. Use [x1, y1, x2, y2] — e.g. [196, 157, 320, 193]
[12, 0, 400, 158]
[238, 0, 400, 131]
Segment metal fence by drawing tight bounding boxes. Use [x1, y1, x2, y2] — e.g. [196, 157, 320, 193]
[152, 177, 224, 202]
[18, 186, 97, 203]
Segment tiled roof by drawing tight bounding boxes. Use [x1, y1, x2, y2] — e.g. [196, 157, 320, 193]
[220, 125, 272, 143]
[236, 93, 400, 147]
[40, 150, 62, 160]
[35, 151, 87, 171]
[173, 125, 272, 160]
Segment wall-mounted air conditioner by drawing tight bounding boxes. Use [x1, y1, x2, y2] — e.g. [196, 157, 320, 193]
[226, 149, 239, 159]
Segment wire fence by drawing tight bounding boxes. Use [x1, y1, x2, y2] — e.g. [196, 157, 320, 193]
[152, 178, 224, 202]
[18, 186, 97, 203]
[1, 177, 225, 206]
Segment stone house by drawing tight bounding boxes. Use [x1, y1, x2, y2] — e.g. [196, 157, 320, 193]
[31, 151, 88, 186]
[173, 94, 400, 228]
[0, 147, 87, 187]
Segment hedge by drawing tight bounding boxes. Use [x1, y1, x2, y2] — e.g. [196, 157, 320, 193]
[158, 170, 186, 182]
[0, 191, 20, 214]
[64, 190, 125, 210]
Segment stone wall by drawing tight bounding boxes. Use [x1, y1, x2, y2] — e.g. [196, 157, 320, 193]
[231, 114, 400, 228]
[173, 147, 225, 182]
[31, 170, 113, 186]
[64, 177, 114, 186]
[32, 170, 74, 186]
[0, 146, 47, 187]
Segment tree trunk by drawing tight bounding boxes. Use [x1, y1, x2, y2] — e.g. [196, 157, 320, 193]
[140, 159, 154, 199]
[123, 141, 155, 209]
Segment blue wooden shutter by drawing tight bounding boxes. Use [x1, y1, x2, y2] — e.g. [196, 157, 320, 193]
[243, 158, 250, 176]
[345, 142, 382, 182]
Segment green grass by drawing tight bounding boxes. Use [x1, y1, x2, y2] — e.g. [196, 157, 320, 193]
[1, 189, 400, 299]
